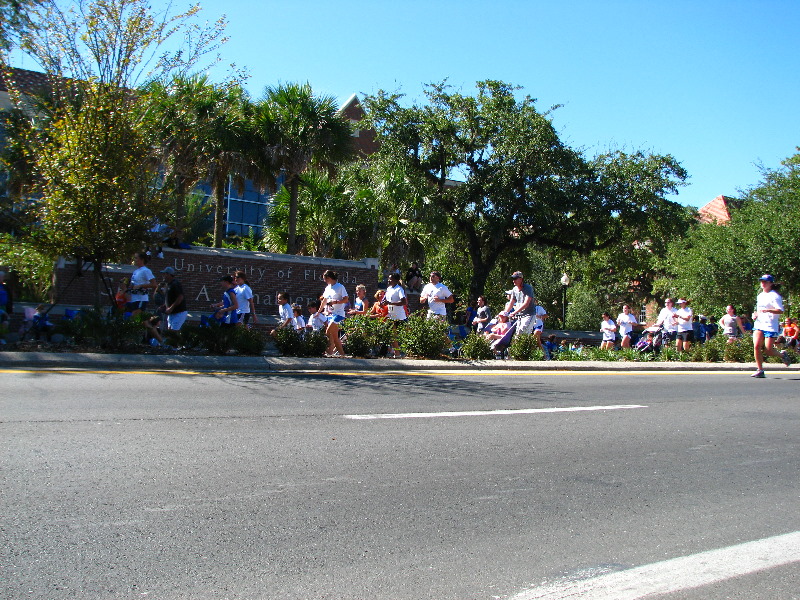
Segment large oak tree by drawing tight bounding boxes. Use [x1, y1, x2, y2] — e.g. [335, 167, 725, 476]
[363, 80, 688, 301]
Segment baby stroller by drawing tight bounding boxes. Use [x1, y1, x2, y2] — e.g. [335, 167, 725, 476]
[636, 326, 663, 355]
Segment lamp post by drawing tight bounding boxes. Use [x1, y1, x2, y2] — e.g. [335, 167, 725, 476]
[560, 273, 571, 326]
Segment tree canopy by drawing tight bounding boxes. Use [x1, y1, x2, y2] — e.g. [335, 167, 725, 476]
[659, 149, 800, 315]
[363, 80, 689, 301]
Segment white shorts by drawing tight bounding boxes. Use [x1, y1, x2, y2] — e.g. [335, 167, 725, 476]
[515, 314, 535, 335]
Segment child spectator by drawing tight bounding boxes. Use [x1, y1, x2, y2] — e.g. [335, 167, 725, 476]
[306, 300, 328, 332]
[292, 305, 306, 332]
[114, 278, 130, 312]
[369, 290, 388, 319]
[543, 334, 559, 360]
[31, 305, 54, 341]
[472, 295, 492, 333]
[143, 315, 164, 346]
[271, 292, 293, 336]
[483, 312, 511, 342]
[212, 275, 239, 327]
[637, 331, 656, 354]
[782, 317, 798, 348]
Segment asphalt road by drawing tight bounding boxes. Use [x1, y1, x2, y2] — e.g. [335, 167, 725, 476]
[2, 369, 798, 599]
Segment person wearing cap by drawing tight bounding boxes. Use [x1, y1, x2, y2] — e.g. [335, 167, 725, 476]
[159, 267, 187, 331]
[212, 275, 239, 326]
[504, 271, 536, 335]
[655, 298, 678, 346]
[419, 271, 453, 320]
[675, 298, 694, 352]
[751, 274, 790, 378]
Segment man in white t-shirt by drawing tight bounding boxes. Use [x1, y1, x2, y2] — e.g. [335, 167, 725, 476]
[419, 271, 453, 320]
[675, 298, 694, 352]
[655, 298, 678, 346]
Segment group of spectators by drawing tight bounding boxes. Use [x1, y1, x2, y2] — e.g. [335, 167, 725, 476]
[595, 274, 793, 378]
[113, 252, 258, 347]
[4, 253, 795, 377]
[270, 268, 456, 358]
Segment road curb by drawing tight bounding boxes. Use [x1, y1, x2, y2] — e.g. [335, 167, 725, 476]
[0, 351, 769, 372]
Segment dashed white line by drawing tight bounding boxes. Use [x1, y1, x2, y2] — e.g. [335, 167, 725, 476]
[344, 404, 646, 420]
[511, 530, 800, 599]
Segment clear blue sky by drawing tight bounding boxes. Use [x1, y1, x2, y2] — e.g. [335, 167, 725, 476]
[30, 0, 800, 209]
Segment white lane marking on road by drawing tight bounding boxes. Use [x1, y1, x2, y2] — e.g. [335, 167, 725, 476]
[344, 404, 646, 420]
[511, 530, 800, 600]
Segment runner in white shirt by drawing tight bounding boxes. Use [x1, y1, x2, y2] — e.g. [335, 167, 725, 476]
[751, 274, 790, 378]
[318, 270, 349, 357]
[616, 304, 639, 348]
[383, 272, 407, 358]
[674, 298, 694, 352]
[600, 312, 617, 350]
[128, 252, 157, 315]
[419, 271, 453, 320]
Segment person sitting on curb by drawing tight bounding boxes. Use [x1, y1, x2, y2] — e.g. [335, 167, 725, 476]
[543, 334, 559, 360]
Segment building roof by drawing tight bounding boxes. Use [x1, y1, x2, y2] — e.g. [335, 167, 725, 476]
[697, 195, 742, 224]
[0, 67, 54, 95]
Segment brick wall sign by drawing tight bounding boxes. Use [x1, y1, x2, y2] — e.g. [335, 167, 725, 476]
[53, 247, 380, 316]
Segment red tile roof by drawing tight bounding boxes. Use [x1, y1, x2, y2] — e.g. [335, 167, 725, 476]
[0, 67, 54, 95]
[697, 195, 741, 224]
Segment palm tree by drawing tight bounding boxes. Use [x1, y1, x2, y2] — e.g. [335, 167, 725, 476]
[250, 83, 355, 254]
[146, 76, 250, 247]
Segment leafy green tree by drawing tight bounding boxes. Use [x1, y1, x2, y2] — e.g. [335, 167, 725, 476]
[660, 150, 800, 316]
[0, 0, 41, 51]
[2, 0, 227, 301]
[251, 83, 355, 254]
[363, 80, 688, 302]
[144, 74, 241, 241]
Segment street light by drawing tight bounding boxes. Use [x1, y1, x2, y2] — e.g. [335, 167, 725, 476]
[560, 273, 571, 326]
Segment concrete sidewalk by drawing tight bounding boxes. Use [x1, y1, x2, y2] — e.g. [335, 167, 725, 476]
[0, 351, 770, 372]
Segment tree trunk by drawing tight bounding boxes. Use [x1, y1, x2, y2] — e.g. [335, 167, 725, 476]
[468, 258, 493, 307]
[174, 178, 188, 241]
[212, 181, 225, 248]
[287, 177, 299, 254]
